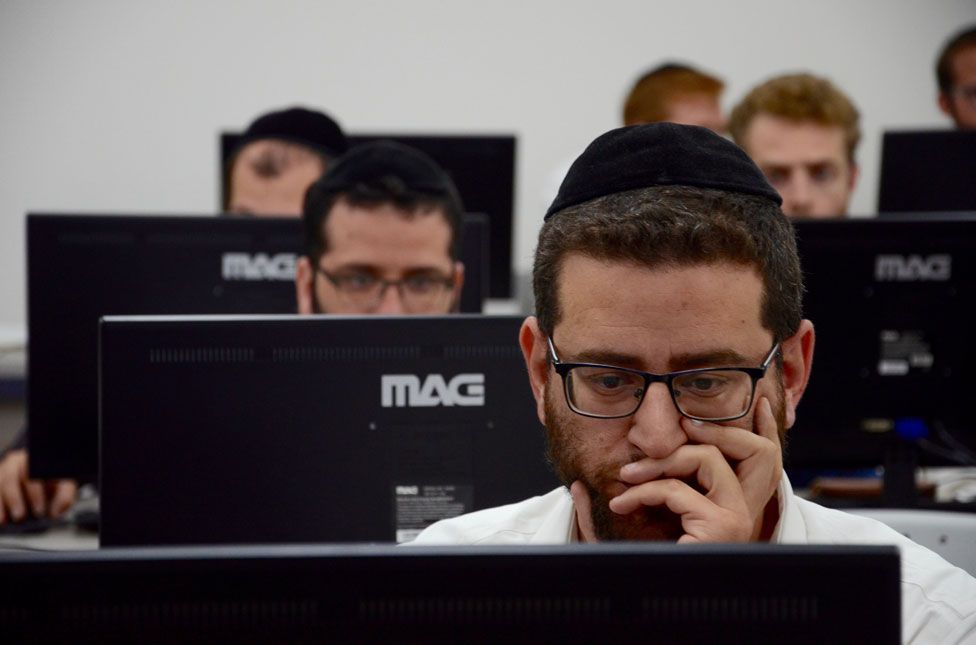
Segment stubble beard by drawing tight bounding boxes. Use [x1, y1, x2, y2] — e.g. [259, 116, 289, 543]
[543, 380, 786, 542]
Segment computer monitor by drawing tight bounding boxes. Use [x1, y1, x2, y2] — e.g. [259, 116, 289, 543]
[786, 217, 976, 479]
[457, 211, 489, 313]
[99, 314, 558, 546]
[0, 543, 901, 643]
[878, 130, 976, 212]
[27, 213, 488, 481]
[221, 131, 517, 298]
[27, 214, 301, 480]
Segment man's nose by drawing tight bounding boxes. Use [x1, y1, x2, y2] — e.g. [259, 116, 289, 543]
[626, 382, 688, 459]
[783, 172, 813, 216]
[373, 283, 407, 315]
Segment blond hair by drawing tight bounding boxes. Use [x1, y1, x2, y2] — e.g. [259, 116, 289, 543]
[729, 73, 860, 162]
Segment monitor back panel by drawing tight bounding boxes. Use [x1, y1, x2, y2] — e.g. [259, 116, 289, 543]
[0, 544, 901, 644]
[99, 314, 557, 546]
[27, 214, 301, 479]
[787, 218, 976, 469]
[878, 130, 976, 212]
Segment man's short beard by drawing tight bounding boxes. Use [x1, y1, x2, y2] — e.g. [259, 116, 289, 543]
[543, 378, 786, 542]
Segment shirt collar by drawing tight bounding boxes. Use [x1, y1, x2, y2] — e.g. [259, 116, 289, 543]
[770, 473, 807, 543]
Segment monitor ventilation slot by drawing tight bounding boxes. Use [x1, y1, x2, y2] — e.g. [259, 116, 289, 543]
[54, 599, 318, 628]
[272, 346, 421, 363]
[149, 347, 255, 364]
[642, 595, 819, 623]
[444, 345, 522, 360]
[359, 596, 612, 624]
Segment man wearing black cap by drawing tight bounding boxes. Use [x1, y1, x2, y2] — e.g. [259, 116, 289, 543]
[411, 123, 976, 643]
[294, 140, 464, 315]
[224, 106, 348, 216]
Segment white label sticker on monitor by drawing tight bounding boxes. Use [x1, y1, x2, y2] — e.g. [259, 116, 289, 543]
[878, 330, 933, 376]
[394, 483, 473, 543]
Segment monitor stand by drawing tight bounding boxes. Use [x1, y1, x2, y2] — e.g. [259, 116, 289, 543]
[883, 435, 919, 508]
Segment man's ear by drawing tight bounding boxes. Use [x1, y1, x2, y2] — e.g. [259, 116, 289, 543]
[519, 316, 550, 426]
[450, 261, 465, 312]
[780, 319, 815, 429]
[295, 256, 315, 314]
[938, 91, 953, 119]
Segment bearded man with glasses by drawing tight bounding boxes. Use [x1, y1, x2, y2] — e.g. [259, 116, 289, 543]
[295, 140, 464, 315]
[410, 123, 976, 643]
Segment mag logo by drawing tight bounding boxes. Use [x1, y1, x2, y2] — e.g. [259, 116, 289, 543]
[874, 254, 951, 282]
[221, 253, 297, 281]
[381, 374, 485, 408]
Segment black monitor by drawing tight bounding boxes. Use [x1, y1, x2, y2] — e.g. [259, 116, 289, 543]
[27, 213, 488, 481]
[99, 314, 557, 546]
[786, 217, 976, 488]
[222, 131, 517, 298]
[27, 214, 301, 480]
[0, 543, 901, 643]
[878, 129, 976, 212]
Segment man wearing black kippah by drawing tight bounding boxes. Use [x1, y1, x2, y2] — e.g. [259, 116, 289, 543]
[294, 140, 464, 315]
[410, 123, 976, 643]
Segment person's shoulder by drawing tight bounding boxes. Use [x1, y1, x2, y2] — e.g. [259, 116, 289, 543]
[792, 497, 971, 580]
[406, 487, 572, 546]
[793, 498, 976, 642]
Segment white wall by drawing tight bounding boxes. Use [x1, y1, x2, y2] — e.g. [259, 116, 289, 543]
[1, 0, 972, 334]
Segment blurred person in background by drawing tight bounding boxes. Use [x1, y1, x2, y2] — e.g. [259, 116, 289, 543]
[224, 106, 348, 216]
[622, 62, 726, 133]
[729, 73, 860, 219]
[936, 25, 976, 129]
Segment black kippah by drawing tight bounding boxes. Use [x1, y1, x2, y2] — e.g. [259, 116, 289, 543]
[316, 140, 457, 196]
[240, 106, 348, 158]
[545, 123, 781, 220]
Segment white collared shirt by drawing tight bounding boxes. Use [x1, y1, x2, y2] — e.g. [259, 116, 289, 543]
[410, 475, 976, 644]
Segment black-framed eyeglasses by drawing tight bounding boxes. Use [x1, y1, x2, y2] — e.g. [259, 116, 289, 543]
[547, 337, 780, 422]
[315, 266, 454, 313]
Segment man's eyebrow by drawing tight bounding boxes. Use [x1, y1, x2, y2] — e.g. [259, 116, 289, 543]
[329, 263, 451, 276]
[570, 349, 644, 368]
[327, 263, 381, 275]
[567, 348, 752, 371]
[668, 349, 752, 370]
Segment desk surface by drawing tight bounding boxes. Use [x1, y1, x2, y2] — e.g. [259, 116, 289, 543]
[0, 525, 98, 552]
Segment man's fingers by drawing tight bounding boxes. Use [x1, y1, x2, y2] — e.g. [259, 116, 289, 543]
[609, 478, 699, 516]
[0, 478, 26, 521]
[0, 451, 29, 521]
[675, 398, 782, 522]
[620, 444, 743, 509]
[679, 417, 769, 463]
[609, 477, 745, 519]
[48, 480, 78, 518]
[610, 479, 752, 542]
[570, 481, 599, 543]
[755, 397, 780, 445]
[24, 480, 46, 518]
